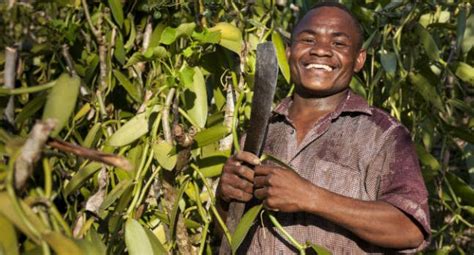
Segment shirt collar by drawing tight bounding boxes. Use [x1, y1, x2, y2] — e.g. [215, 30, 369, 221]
[272, 89, 372, 119]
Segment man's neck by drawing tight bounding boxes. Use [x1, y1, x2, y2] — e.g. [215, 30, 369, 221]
[289, 89, 349, 119]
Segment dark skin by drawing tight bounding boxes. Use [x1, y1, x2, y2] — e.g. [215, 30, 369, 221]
[217, 7, 425, 249]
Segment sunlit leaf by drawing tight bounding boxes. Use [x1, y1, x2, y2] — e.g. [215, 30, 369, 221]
[193, 124, 229, 148]
[272, 31, 290, 83]
[196, 151, 229, 178]
[43, 232, 83, 255]
[108, 113, 148, 146]
[143, 226, 167, 254]
[42, 73, 81, 136]
[152, 140, 177, 171]
[231, 204, 263, 254]
[160, 27, 176, 45]
[307, 242, 332, 255]
[181, 66, 208, 128]
[125, 219, 155, 255]
[0, 192, 47, 242]
[454, 62, 474, 85]
[0, 214, 19, 255]
[209, 22, 242, 54]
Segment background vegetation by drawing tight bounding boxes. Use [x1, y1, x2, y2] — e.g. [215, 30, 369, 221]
[0, 0, 472, 254]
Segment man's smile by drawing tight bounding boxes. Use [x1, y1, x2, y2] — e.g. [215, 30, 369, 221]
[304, 63, 336, 72]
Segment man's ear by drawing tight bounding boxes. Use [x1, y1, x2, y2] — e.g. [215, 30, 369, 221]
[354, 49, 367, 72]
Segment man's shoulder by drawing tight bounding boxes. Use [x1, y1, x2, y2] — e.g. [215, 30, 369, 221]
[359, 106, 412, 143]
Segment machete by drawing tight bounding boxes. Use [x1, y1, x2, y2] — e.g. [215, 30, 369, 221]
[220, 42, 279, 254]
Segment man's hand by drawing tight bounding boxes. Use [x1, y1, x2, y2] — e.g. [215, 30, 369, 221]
[254, 165, 312, 212]
[217, 151, 260, 203]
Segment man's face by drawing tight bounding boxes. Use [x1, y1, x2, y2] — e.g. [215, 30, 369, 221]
[287, 7, 366, 97]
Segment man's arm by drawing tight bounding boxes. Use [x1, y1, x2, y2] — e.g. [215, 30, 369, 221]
[253, 165, 425, 249]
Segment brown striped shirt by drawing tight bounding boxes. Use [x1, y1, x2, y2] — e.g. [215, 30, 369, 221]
[237, 90, 430, 254]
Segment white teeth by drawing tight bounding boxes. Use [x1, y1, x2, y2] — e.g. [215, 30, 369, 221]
[305, 64, 333, 71]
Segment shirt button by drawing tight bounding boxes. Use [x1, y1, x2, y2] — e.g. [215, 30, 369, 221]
[290, 129, 295, 134]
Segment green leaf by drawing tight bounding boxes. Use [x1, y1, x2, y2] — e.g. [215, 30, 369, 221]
[447, 99, 474, 116]
[108, 112, 148, 146]
[75, 238, 106, 255]
[15, 93, 47, 124]
[181, 66, 208, 128]
[196, 152, 229, 178]
[124, 15, 136, 50]
[82, 123, 102, 148]
[42, 73, 81, 136]
[446, 173, 474, 206]
[0, 192, 47, 242]
[454, 62, 474, 85]
[43, 232, 82, 255]
[159, 27, 177, 45]
[176, 22, 196, 37]
[415, 23, 440, 62]
[408, 72, 444, 112]
[456, 6, 467, 54]
[415, 144, 440, 171]
[231, 204, 263, 254]
[108, 0, 124, 28]
[114, 32, 126, 65]
[125, 219, 155, 255]
[307, 242, 332, 255]
[209, 22, 242, 54]
[272, 31, 290, 84]
[148, 23, 167, 49]
[0, 214, 19, 255]
[379, 50, 397, 75]
[143, 226, 167, 254]
[124, 52, 146, 68]
[193, 124, 229, 148]
[349, 76, 367, 99]
[99, 179, 133, 214]
[192, 30, 221, 44]
[64, 162, 102, 196]
[169, 179, 189, 239]
[113, 70, 142, 102]
[152, 140, 177, 171]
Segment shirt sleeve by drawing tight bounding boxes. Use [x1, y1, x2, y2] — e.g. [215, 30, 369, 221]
[374, 126, 431, 252]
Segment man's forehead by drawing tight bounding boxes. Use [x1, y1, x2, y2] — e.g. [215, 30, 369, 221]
[294, 7, 358, 34]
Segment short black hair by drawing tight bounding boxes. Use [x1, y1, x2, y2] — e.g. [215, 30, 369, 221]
[292, 1, 364, 50]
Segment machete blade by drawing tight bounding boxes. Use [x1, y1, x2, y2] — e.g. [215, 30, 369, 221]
[219, 42, 279, 255]
[243, 42, 279, 157]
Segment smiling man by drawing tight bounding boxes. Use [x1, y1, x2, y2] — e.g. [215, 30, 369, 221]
[217, 2, 430, 254]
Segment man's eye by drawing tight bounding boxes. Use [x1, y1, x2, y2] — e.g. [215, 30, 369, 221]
[300, 38, 315, 44]
[333, 41, 348, 47]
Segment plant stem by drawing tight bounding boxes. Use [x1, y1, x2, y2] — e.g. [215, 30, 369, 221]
[0, 81, 55, 95]
[162, 88, 176, 143]
[4, 46, 17, 124]
[267, 212, 305, 252]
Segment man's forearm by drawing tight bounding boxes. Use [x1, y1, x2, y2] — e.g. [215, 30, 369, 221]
[303, 184, 424, 249]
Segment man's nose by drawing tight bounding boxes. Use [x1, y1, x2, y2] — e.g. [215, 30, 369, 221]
[309, 43, 332, 57]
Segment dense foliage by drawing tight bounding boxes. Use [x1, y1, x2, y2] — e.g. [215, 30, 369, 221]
[0, 0, 472, 254]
